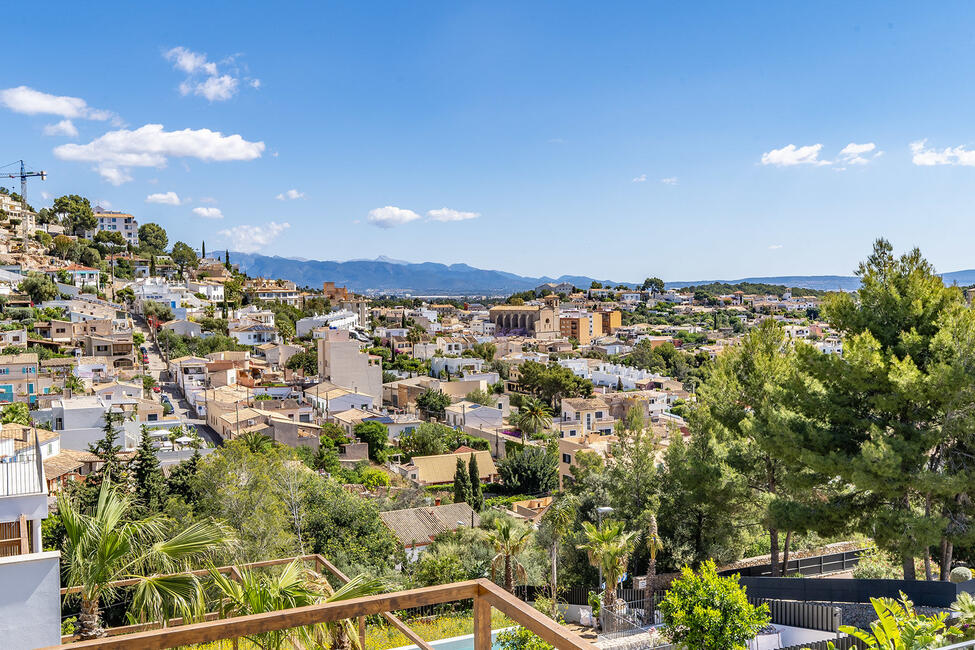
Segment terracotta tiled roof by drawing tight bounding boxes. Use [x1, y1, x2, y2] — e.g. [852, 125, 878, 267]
[379, 503, 480, 547]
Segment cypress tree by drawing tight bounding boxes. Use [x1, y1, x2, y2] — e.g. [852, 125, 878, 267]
[468, 454, 483, 511]
[201, 240, 206, 259]
[88, 410, 127, 487]
[131, 425, 166, 512]
[453, 456, 472, 504]
[224, 250, 230, 270]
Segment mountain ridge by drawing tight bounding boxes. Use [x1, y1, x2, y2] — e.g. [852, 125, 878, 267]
[220, 251, 975, 295]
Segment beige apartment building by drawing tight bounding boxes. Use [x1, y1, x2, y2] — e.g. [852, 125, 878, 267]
[0, 353, 40, 405]
[317, 329, 382, 400]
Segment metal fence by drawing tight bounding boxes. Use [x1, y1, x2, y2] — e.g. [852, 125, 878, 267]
[739, 575, 975, 608]
[780, 638, 866, 650]
[724, 549, 867, 577]
[599, 596, 662, 642]
[750, 598, 841, 633]
[0, 456, 44, 497]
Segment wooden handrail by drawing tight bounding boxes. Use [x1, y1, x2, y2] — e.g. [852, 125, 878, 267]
[477, 580, 593, 650]
[42, 579, 597, 650]
[62, 553, 434, 649]
[43, 581, 482, 649]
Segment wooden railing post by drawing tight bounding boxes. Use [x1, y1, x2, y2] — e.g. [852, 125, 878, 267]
[358, 615, 366, 649]
[474, 595, 491, 650]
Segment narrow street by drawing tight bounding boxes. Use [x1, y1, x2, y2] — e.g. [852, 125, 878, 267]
[131, 316, 222, 448]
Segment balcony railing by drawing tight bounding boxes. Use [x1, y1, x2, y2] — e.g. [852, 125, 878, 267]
[48, 554, 596, 650]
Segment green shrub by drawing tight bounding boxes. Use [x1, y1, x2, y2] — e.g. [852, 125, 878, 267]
[852, 546, 901, 580]
[660, 559, 770, 650]
[495, 626, 552, 650]
[950, 567, 973, 584]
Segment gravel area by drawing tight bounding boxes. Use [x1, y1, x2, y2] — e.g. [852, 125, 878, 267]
[803, 601, 948, 629]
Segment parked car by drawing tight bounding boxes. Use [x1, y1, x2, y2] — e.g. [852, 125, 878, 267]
[152, 385, 161, 393]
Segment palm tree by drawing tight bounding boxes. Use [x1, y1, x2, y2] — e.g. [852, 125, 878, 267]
[240, 430, 274, 453]
[488, 518, 533, 592]
[210, 559, 385, 650]
[643, 512, 663, 603]
[59, 481, 234, 639]
[539, 494, 577, 608]
[577, 519, 637, 613]
[515, 396, 552, 443]
[406, 324, 425, 345]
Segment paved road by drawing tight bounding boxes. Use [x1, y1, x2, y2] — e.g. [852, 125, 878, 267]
[132, 317, 222, 448]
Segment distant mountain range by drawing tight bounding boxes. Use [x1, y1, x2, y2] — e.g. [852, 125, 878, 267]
[221, 252, 975, 295]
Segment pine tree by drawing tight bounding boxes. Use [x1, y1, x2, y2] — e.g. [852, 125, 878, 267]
[453, 456, 472, 504]
[131, 425, 166, 512]
[167, 448, 202, 504]
[468, 455, 483, 511]
[88, 410, 127, 487]
[792, 239, 974, 579]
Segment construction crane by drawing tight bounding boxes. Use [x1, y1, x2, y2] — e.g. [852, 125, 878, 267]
[1, 160, 46, 248]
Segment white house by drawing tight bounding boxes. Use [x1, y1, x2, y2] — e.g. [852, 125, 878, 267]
[430, 356, 483, 377]
[162, 319, 203, 338]
[229, 323, 279, 346]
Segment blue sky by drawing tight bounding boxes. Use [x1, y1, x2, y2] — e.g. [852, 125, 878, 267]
[4, 2, 975, 282]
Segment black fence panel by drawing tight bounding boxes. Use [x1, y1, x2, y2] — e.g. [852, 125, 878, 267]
[750, 598, 841, 632]
[739, 576, 963, 607]
[723, 549, 867, 578]
[780, 637, 866, 650]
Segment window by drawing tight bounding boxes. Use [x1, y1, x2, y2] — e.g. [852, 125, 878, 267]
[562, 453, 572, 464]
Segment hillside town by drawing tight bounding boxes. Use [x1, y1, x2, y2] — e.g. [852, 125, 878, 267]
[1, 190, 974, 650]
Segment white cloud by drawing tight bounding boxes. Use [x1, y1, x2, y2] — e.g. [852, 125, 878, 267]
[54, 123, 265, 184]
[660, 177, 678, 185]
[427, 207, 480, 222]
[631, 174, 647, 183]
[40, 191, 51, 200]
[367, 206, 422, 228]
[761, 144, 830, 167]
[219, 221, 290, 253]
[276, 189, 305, 201]
[199, 196, 218, 204]
[838, 142, 877, 165]
[192, 207, 223, 219]
[910, 139, 975, 166]
[165, 47, 217, 75]
[0, 86, 115, 121]
[96, 200, 113, 209]
[768, 244, 783, 250]
[146, 191, 181, 205]
[43, 119, 78, 137]
[190, 75, 239, 102]
[164, 46, 256, 102]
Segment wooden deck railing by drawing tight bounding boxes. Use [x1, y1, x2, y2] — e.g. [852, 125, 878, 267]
[52, 554, 595, 650]
[59, 554, 438, 650]
[46, 578, 595, 650]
